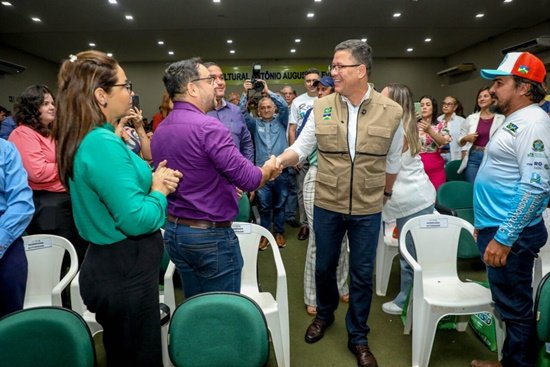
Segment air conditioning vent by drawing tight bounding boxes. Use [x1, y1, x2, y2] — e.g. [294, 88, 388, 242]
[436, 63, 476, 77]
[501, 36, 550, 54]
[0, 59, 26, 74]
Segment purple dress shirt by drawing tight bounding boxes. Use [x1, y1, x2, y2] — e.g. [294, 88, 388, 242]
[151, 101, 262, 222]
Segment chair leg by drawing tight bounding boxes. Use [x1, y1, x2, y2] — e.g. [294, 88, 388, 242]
[403, 293, 413, 335]
[456, 315, 469, 332]
[266, 314, 286, 367]
[161, 323, 174, 367]
[493, 310, 506, 361]
[375, 226, 387, 296]
[412, 303, 439, 367]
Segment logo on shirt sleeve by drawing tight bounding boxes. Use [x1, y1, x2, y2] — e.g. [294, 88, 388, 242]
[532, 139, 545, 152]
[503, 122, 519, 136]
[530, 172, 542, 184]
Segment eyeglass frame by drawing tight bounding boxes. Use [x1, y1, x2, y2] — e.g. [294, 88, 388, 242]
[328, 64, 362, 72]
[190, 76, 215, 85]
[112, 81, 133, 93]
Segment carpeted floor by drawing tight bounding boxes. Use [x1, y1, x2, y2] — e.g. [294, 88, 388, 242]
[94, 223, 498, 366]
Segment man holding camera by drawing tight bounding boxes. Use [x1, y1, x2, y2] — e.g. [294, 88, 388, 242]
[239, 79, 289, 250]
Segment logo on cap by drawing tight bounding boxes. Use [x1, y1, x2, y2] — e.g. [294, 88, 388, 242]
[517, 65, 529, 75]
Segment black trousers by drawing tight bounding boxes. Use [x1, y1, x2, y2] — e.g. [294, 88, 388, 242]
[27, 190, 88, 265]
[79, 231, 164, 367]
[0, 238, 27, 318]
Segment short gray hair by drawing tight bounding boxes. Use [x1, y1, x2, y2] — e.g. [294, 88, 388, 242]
[163, 57, 202, 99]
[334, 39, 373, 77]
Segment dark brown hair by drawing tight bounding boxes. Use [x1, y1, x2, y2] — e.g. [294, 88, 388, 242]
[53, 50, 119, 188]
[14, 84, 55, 137]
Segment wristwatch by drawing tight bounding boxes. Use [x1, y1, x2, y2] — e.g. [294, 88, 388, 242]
[383, 191, 392, 198]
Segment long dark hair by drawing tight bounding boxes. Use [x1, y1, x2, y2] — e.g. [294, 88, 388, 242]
[473, 86, 491, 113]
[53, 50, 119, 188]
[14, 84, 54, 137]
[419, 95, 438, 125]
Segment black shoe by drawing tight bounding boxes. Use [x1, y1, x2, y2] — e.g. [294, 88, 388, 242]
[285, 218, 300, 228]
[347, 344, 378, 367]
[304, 317, 333, 343]
[298, 225, 309, 240]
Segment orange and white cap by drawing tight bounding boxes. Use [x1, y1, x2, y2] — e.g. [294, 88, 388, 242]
[480, 52, 546, 84]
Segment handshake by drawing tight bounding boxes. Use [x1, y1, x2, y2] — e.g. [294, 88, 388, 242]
[261, 155, 284, 181]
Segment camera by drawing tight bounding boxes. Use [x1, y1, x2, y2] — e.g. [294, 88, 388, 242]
[250, 64, 263, 92]
[132, 95, 140, 110]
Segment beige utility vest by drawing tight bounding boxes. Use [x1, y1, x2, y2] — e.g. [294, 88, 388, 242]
[314, 90, 402, 215]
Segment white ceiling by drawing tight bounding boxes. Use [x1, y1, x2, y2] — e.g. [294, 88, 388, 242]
[1, 0, 550, 63]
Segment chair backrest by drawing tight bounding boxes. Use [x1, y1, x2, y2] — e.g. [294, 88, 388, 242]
[23, 234, 78, 307]
[400, 214, 475, 280]
[536, 272, 550, 342]
[437, 181, 473, 210]
[232, 222, 282, 295]
[445, 159, 465, 181]
[168, 292, 269, 367]
[0, 306, 96, 367]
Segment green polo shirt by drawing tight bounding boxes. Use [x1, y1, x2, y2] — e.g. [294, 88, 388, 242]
[69, 123, 167, 245]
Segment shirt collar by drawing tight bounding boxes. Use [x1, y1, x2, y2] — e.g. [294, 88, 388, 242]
[340, 83, 373, 107]
[214, 98, 228, 111]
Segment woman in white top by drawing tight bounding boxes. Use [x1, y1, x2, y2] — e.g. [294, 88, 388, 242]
[458, 86, 505, 183]
[437, 96, 466, 163]
[381, 84, 436, 315]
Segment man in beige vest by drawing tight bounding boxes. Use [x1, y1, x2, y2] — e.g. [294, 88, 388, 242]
[276, 39, 403, 367]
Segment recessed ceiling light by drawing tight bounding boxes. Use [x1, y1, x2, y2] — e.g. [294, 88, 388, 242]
[393, 12, 401, 18]
[503, 0, 512, 2]
[406, 47, 414, 52]
[290, 49, 296, 53]
[108, 0, 117, 4]
[424, 38, 432, 42]
[361, 38, 367, 42]
[475, 13, 485, 18]
[168, 51, 174, 55]
[229, 50, 235, 54]
[89, 42, 96, 47]
[227, 39, 233, 44]
[213, 0, 220, 3]
[31, 17, 41, 22]
[295, 38, 301, 43]
[314, 0, 322, 2]
[158, 41, 164, 45]
[107, 53, 113, 57]
[306, 12, 315, 18]
[1, 2, 13, 6]
[125, 14, 134, 20]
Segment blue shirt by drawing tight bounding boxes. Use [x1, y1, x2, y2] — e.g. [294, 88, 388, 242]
[239, 91, 289, 166]
[474, 104, 550, 246]
[0, 139, 34, 258]
[151, 101, 262, 222]
[207, 99, 254, 162]
[0, 116, 17, 140]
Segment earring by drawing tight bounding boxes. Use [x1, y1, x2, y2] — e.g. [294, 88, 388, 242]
[102, 101, 108, 108]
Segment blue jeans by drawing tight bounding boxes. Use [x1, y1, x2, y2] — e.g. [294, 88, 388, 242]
[284, 167, 298, 220]
[256, 170, 289, 234]
[477, 221, 547, 367]
[465, 149, 484, 184]
[164, 221, 243, 299]
[393, 205, 435, 308]
[0, 237, 27, 318]
[314, 206, 380, 346]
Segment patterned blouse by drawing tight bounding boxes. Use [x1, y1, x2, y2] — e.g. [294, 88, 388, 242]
[419, 120, 450, 153]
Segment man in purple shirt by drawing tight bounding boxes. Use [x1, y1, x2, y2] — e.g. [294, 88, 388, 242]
[151, 58, 280, 298]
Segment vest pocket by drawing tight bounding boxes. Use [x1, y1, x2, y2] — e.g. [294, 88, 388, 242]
[316, 124, 338, 151]
[363, 173, 386, 204]
[360, 126, 392, 155]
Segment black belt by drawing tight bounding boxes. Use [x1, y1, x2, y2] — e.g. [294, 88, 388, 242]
[167, 215, 232, 229]
[472, 145, 486, 151]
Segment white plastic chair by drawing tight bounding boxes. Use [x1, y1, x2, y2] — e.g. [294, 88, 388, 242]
[23, 234, 78, 308]
[400, 214, 504, 367]
[70, 231, 177, 367]
[232, 222, 289, 367]
[375, 221, 399, 296]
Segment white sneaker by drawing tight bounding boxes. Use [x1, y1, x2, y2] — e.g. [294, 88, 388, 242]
[382, 301, 403, 315]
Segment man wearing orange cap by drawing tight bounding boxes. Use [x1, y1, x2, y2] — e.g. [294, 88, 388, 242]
[472, 52, 550, 367]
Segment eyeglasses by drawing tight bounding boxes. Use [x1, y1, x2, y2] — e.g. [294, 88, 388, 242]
[112, 81, 133, 93]
[328, 64, 362, 72]
[190, 76, 215, 85]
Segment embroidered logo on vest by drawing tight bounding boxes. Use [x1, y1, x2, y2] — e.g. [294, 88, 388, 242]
[322, 107, 332, 120]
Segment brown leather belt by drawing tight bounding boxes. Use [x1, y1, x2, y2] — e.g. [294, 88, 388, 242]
[167, 214, 232, 229]
[472, 145, 486, 151]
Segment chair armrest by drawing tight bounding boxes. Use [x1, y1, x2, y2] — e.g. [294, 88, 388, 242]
[434, 203, 457, 216]
[52, 254, 79, 307]
[163, 261, 177, 313]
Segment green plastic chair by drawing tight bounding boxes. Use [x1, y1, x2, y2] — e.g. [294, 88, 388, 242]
[536, 273, 550, 366]
[235, 193, 251, 222]
[435, 181, 479, 258]
[444, 159, 465, 181]
[168, 292, 269, 367]
[0, 306, 96, 367]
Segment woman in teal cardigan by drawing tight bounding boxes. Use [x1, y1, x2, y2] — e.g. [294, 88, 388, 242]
[53, 50, 181, 367]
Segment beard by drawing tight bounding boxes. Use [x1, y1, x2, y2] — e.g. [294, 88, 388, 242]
[489, 101, 501, 114]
